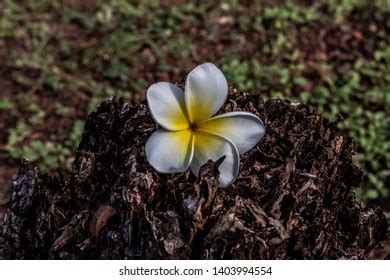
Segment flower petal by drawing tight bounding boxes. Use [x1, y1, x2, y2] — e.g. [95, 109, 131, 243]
[147, 82, 189, 131]
[190, 130, 239, 188]
[185, 63, 228, 123]
[197, 112, 266, 154]
[145, 129, 194, 173]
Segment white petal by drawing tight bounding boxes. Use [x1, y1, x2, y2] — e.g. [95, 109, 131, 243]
[145, 129, 194, 173]
[190, 131, 239, 188]
[147, 82, 190, 131]
[197, 112, 266, 154]
[185, 63, 228, 123]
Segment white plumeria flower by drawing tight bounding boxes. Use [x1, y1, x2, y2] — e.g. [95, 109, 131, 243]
[145, 62, 266, 187]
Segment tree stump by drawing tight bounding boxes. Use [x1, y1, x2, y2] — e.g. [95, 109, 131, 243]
[0, 87, 387, 259]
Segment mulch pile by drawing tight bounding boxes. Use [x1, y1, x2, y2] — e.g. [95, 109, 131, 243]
[0, 87, 387, 259]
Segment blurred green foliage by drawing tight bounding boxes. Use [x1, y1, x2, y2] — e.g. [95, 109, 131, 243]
[0, 0, 388, 199]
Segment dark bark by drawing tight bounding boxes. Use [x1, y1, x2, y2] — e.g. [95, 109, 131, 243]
[0, 87, 387, 259]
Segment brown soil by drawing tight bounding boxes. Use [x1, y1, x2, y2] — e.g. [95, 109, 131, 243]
[0, 87, 387, 259]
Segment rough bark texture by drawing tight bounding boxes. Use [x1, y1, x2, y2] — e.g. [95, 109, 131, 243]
[0, 87, 387, 259]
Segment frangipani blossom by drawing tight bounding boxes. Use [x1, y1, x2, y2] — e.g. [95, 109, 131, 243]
[145, 63, 266, 187]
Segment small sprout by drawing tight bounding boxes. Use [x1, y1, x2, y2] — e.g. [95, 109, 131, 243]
[145, 63, 266, 187]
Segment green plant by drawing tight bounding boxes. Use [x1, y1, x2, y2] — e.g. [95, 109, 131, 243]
[0, 97, 12, 110]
